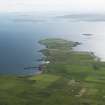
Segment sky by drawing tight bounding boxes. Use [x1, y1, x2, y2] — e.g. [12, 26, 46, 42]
[0, 0, 105, 13]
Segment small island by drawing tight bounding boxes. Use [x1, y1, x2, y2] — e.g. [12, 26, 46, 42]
[0, 38, 105, 105]
[82, 33, 93, 36]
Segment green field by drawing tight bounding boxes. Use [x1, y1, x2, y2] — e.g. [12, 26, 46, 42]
[1, 38, 105, 105]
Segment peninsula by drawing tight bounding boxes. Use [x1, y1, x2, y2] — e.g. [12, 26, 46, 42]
[0, 38, 105, 105]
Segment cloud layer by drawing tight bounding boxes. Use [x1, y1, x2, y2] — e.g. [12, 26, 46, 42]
[0, 0, 105, 13]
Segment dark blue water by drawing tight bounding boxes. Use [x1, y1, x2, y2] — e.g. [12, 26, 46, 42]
[0, 13, 48, 75]
[1, 13, 105, 75]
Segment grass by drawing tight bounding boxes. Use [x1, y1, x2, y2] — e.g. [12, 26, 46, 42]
[1, 38, 105, 105]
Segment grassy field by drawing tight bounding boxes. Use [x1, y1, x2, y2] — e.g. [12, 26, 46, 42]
[1, 38, 105, 105]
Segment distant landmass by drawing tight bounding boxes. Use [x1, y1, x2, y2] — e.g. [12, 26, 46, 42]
[57, 14, 105, 22]
[13, 19, 45, 22]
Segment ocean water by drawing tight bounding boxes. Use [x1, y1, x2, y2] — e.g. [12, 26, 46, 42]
[0, 13, 105, 75]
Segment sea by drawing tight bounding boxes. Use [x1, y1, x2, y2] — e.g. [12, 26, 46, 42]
[0, 12, 105, 75]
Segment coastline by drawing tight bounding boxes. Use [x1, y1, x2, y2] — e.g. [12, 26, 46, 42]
[1, 38, 105, 105]
[37, 38, 96, 73]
